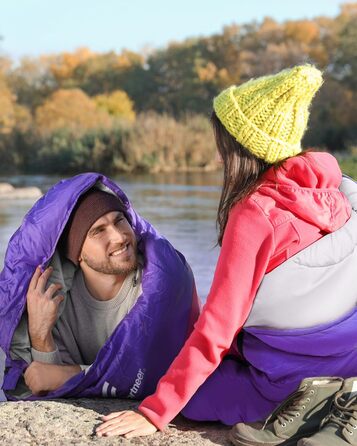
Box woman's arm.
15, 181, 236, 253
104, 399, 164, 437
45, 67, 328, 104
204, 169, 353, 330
98, 199, 276, 437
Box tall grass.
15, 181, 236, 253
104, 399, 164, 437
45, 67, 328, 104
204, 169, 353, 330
2, 113, 357, 177
1, 113, 217, 174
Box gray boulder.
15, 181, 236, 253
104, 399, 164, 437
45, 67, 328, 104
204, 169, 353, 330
0, 183, 42, 199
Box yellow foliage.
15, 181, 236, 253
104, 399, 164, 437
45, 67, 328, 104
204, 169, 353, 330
47, 48, 94, 81
0, 57, 12, 75
14, 104, 33, 133
116, 50, 144, 69
0, 78, 16, 134
35, 88, 112, 136
216, 68, 230, 86
196, 62, 218, 82
285, 21, 320, 44
94, 90, 136, 122
261, 17, 279, 32
309, 45, 330, 67
340, 3, 357, 17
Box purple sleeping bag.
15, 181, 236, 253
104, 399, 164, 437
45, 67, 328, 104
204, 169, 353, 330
0, 173, 199, 401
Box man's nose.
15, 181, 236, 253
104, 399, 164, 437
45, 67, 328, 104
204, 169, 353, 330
108, 224, 126, 242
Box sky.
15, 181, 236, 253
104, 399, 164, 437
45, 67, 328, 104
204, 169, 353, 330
0, 0, 347, 60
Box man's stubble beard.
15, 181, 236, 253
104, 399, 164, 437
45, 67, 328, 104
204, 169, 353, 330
81, 251, 138, 276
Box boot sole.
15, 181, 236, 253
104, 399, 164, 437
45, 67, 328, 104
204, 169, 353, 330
228, 430, 311, 446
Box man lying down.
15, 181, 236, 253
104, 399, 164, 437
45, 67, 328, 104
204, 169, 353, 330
0, 173, 199, 403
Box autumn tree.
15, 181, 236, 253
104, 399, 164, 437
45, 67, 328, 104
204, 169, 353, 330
46, 47, 94, 86
8, 56, 57, 110
305, 78, 357, 150
94, 90, 136, 122
35, 88, 112, 136
0, 77, 15, 134
332, 3, 357, 89
141, 39, 224, 116
1, 3, 357, 171
69, 50, 145, 95
0, 56, 11, 75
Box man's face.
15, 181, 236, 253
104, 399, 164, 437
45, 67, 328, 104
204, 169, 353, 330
80, 211, 138, 276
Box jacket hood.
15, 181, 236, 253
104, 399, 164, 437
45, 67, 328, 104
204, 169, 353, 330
259, 152, 351, 232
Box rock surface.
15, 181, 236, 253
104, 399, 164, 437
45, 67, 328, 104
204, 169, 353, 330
0, 398, 231, 445
0, 183, 42, 199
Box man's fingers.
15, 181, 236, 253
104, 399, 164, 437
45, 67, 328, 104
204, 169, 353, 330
24, 370, 36, 393
45, 283, 62, 298
52, 294, 65, 306
28, 266, 42, 291
23, 370, 29, 386
36, 267, 53, 293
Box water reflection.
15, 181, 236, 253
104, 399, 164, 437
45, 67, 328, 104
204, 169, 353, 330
0, 171, 223, 300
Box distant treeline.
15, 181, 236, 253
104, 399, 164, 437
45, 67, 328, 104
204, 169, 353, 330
0, 3, 356, 174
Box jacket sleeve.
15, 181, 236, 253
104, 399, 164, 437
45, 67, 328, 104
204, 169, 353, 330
51, 325, 82, 365
31, 332, 91, 371
31, 345, 63, 364
139, 199, 276, 430
30, 324, 73, 365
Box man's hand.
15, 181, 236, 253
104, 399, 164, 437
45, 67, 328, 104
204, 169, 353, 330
96, 410, 158, 438
24, 362, 81, 395
27, 266, 64, 350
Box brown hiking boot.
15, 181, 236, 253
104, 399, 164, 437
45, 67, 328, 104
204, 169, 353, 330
229, 377, 343, 446
298, 378, 357, 446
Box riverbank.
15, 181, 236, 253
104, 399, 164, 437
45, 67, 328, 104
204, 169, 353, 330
0, 398, 231, 445
3, 143, 356, 179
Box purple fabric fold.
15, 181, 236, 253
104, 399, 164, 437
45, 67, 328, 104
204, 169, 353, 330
0, 173, 198, 401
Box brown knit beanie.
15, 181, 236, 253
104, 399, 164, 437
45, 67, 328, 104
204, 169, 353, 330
63, 189, 127, 265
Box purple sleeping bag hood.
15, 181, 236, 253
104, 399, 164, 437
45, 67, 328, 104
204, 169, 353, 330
0, 173, 200, 401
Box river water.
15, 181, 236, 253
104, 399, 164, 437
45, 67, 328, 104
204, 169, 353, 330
0, 171, 223, 301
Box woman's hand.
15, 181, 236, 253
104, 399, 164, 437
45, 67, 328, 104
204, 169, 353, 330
27, 266, 64, 349
96, 410, 158, 438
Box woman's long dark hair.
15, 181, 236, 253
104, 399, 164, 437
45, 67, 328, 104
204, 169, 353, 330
211, 112, 273, 246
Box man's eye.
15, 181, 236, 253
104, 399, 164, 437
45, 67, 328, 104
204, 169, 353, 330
115, 218, 124, 225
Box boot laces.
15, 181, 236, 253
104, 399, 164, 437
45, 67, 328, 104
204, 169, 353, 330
321, 393, 357, 436
262, 385, 314, 429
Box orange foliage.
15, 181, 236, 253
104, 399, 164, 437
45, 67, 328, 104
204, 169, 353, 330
340, 2, 357, 17
0, 77, 15, 134
47, 48, 94, 81
259, 17, 284, 42
284, 20, 320, 44
35, 88, 112, 136
14, 104, 33, 133
196, 62, 218, 82
116, 50, 144, 69
0, 57, 12, 74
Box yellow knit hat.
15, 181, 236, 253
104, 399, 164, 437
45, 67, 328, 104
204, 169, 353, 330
213, 65, 323, 163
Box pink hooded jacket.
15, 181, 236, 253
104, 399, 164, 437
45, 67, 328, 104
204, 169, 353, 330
139, 151, 351, 430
